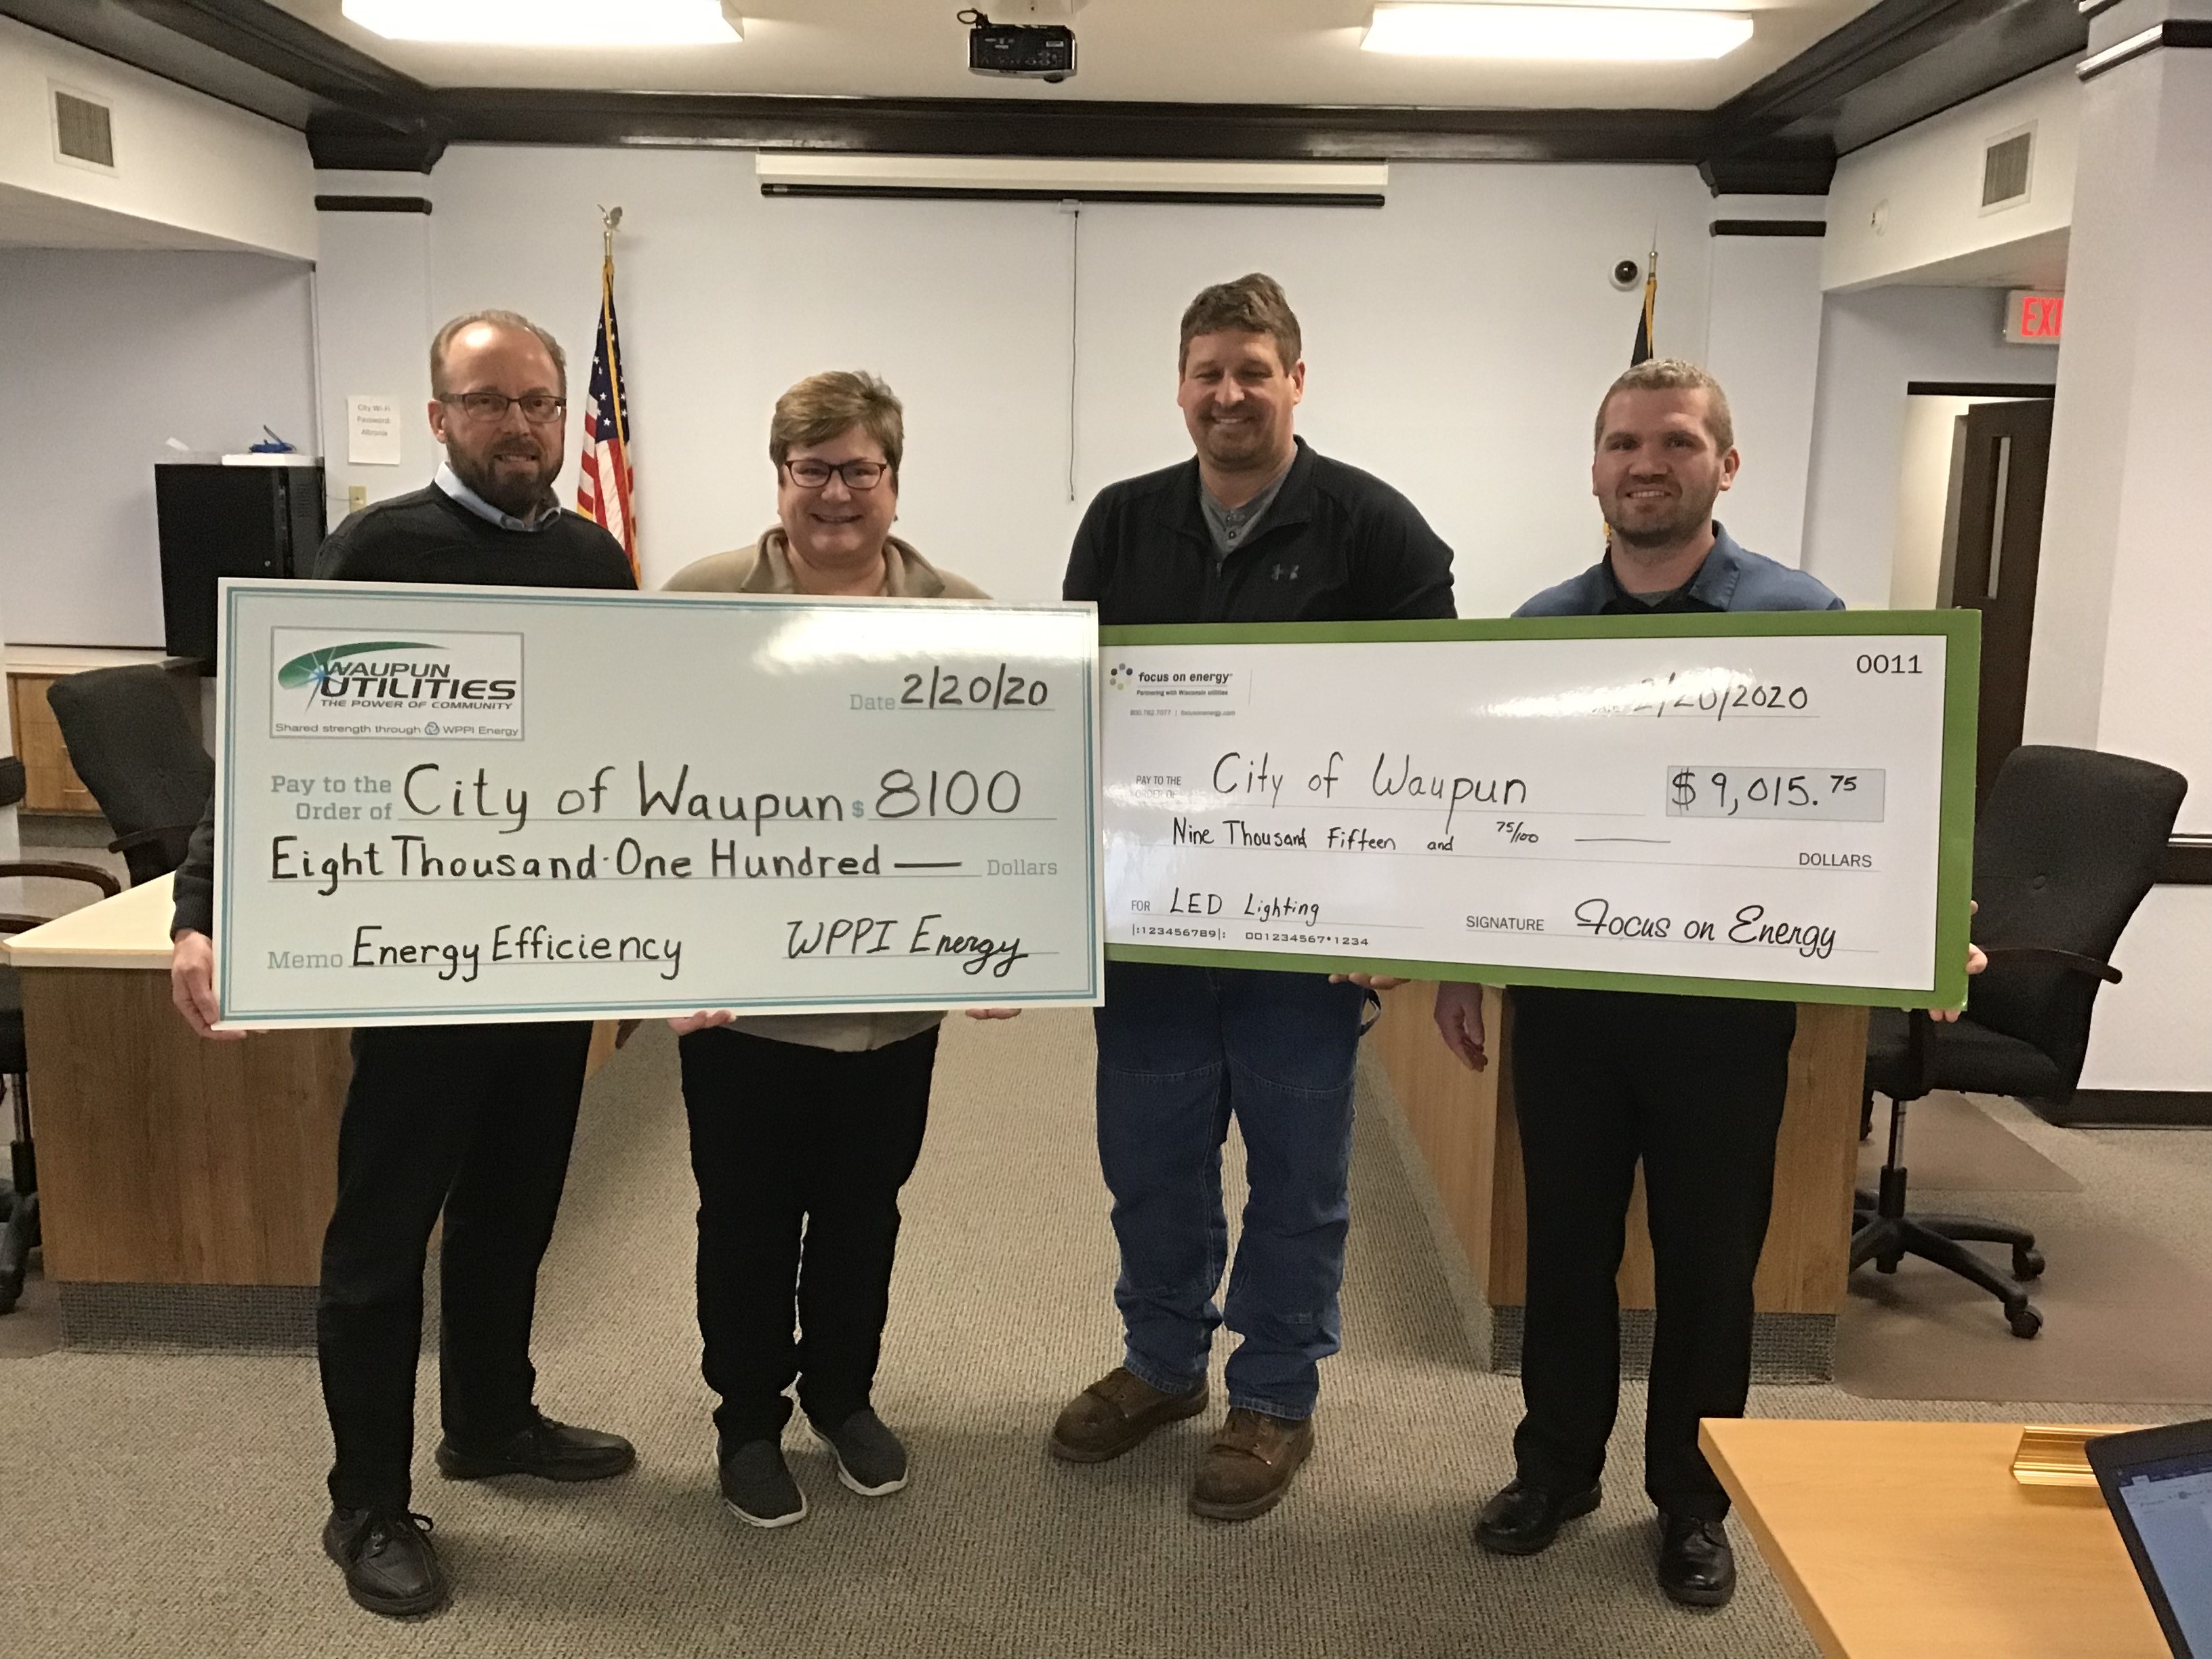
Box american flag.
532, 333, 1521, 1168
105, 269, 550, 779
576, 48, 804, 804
577, 251, 636, 573
1631, 241, 1657, 366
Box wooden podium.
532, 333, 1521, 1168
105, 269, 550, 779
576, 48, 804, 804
1371, 984, 1870, 1378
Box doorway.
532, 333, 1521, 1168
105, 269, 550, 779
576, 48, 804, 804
1893, 382, 2055, 805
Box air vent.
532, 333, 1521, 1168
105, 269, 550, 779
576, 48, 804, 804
52, 88, 115, 169
1982, 129, 2032, 210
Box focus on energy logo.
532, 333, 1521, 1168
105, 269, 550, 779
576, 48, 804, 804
1109, 662, 1134, 691
270, 630, 525, 740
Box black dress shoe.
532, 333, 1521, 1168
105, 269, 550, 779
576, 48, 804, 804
322, 1506, 447, 1618
1473, 1478, 1601, 1556
434, 1412, 636, 1481
1656, 1513, 1736, 1608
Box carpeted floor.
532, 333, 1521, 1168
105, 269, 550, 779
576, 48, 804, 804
0, 1011, 2200, 1657
1839, 1090, 2212, 1404
1856, 1090, 2081, 1193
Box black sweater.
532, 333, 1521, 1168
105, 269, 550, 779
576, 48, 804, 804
1063, 438, 1456, 626
171, 485, 636, 938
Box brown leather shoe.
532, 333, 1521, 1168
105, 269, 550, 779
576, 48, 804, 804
1049, 1367, 1208, 1464
1189, 1407, 1314, 1521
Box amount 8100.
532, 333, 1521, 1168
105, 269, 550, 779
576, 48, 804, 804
875, 769, 1023, 818
900, 664, 1050, 710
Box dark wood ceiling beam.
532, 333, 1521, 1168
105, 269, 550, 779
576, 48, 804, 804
1711, 0, 2054, 148
1699, 140, 1837, 196
428, 90, 1719, 165
112, 0, 430, 113
1824, 0, 2085, 153
0, 0, 323, 127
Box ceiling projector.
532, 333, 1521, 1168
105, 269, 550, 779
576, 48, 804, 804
961, 9, 1077, 81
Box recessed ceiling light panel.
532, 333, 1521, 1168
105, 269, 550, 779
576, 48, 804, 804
1364, 3, 1751, 61
342, 0, 743, 46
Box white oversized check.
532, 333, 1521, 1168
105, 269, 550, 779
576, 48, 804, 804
1099, 613, 1978, 1008
214, 580, 1102, 1027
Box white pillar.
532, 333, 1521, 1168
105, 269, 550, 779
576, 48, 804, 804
2023, 6, 2212, 1088
312, 176, 437, 530
1701, 198, 1827, 565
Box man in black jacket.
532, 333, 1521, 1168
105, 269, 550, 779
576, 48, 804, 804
169, 311, 636, 1619
1050, 274, 1454, 1521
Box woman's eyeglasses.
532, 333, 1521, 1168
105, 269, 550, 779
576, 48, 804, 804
783, 458, 889, 491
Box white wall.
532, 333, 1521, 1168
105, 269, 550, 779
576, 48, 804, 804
314, 148, 1716, 615
1798, 286, 2057, 607
1824, 60, 2078, 291
2087, 889, 2212, 1090
0, 249, 319, 644
0, 16, 315, 261
1702, 225, 1825, 563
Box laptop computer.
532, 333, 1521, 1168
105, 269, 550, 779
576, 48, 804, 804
2090, 1420, 2212, 1659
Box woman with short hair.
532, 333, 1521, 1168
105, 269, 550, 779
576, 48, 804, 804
663, 370, 1008, 1529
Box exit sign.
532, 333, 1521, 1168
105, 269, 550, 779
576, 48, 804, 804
2006, 289, 2064, 344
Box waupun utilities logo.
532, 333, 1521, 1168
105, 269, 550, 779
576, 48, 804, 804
270, 630, 525, 740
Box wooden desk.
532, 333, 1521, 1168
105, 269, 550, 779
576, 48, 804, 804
5, 874, 351, 1345
5, 878, 619, 1347
5, 645, 184, 814
1372, 985, 1868, 1375
1701, 1418, 2168, 1658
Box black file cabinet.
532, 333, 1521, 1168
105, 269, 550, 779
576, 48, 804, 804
156, 460, 326, 670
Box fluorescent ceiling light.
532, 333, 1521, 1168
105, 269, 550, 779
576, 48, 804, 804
1364, 3, 1750, 60
342, 0, 741, 45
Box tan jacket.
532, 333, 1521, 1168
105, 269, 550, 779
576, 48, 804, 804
663, 528, 989, 602
661, 529, 990, 1052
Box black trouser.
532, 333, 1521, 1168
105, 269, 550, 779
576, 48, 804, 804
680, 1025, 938, 1452
316, 1021, 593, 1513
1508, 987, 1795, 1521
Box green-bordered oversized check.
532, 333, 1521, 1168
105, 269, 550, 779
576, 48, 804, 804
214, 579, 1102, 1027
1099, 612, 1980, 1008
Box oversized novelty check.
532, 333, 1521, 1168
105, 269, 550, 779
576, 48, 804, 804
213, 581, 1101, 1027
1100, 613, 1979, 1008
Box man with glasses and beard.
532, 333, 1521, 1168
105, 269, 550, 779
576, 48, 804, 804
168, 311, 637, 1620
1433, 358, 1841, 1610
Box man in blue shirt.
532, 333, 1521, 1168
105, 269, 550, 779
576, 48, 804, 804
1435, 359, 1839, 1610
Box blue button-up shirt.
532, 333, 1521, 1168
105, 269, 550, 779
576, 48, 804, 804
434, 462, 562, 533
1514, 522, 1843, 617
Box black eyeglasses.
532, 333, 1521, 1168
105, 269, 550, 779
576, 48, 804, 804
439, 391, 567, 424
784, 458, 890, 490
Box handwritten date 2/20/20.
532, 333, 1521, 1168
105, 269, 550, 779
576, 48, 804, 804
899, 663, 1051, 711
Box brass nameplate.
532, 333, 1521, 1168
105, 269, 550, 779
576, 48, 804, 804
2013, 1424, 2141, 1488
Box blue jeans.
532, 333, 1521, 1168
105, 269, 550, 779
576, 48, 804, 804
1092, 962, 1370, 1420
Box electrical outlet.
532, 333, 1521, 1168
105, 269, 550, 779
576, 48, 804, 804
347, 485, 368, 515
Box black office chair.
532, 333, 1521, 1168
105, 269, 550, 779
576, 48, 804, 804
1856, 745, 2187, 1338
45, 665, 213, 886
0, 756, 123, 1313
